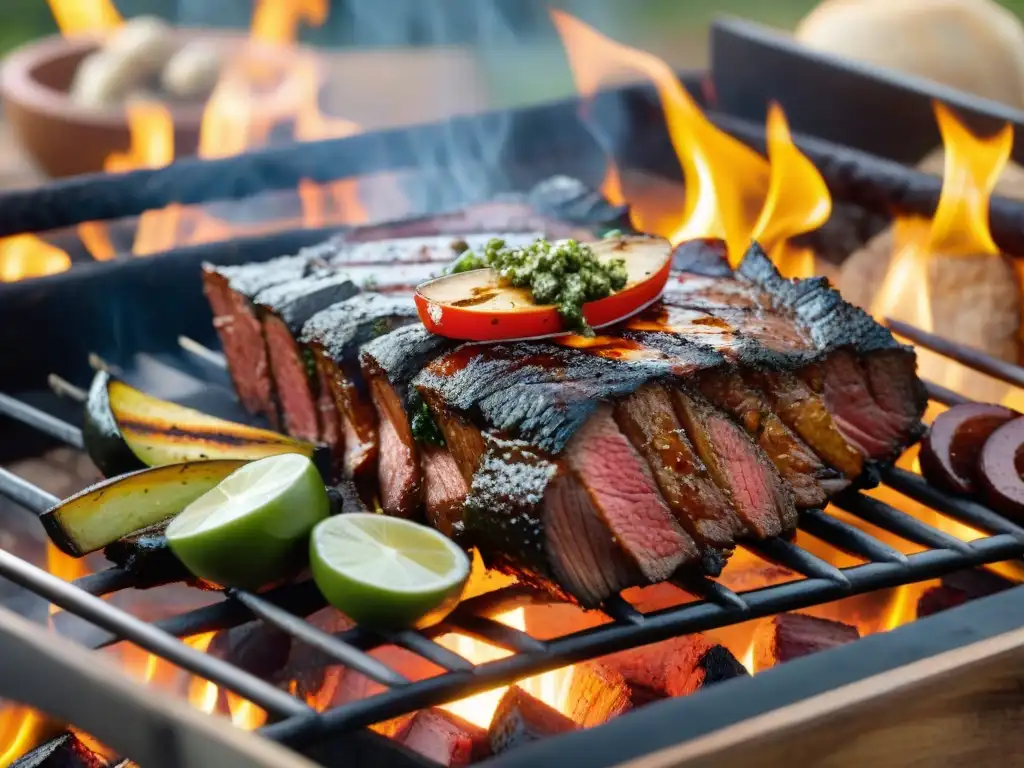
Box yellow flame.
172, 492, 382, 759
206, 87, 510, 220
750, 103, 832, 278
0, 236, 71, 282
926, 102, 1011, 257
550, 9, 769, 264
251, 0, 328, 46
46, 0, 123, 36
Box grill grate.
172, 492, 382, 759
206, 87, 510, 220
0, 320, 1021, 755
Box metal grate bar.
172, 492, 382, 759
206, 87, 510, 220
226, 589, 409, 687
834, 493, 974, 555
0, 393, 85, 448
262, 533, 1024, 745
601, 594, 646, 625
72, 567, 136, 597
887, 319, 1024, 390
0, 467, 59, 514
0, 548, 309, 718
671, 574, 749, 612
178, 336, 228, 369
743, 537, 851, 586
798, 508, 909, 565
922, 380, 972, 407
381, 630, 476, 673
883, 467, 1024, 541
437, 614, 547, 655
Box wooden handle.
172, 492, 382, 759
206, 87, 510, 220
0, 603, 315, 768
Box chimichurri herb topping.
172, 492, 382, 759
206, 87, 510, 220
449, 238, 628, 336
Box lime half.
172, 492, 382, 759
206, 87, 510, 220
309, 513, 471, 629
166, 454, 329, 588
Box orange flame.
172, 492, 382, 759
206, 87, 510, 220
0, 709, 52, 768
437, 609, 573, 728
0, 236, 71, 282
46, 0, 123, 36
551, 9, 770, 265
251, 0, 328, 47
925, 103, 1011, 257
750, 103, 832, 278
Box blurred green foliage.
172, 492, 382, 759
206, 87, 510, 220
3, 0, 1024, 57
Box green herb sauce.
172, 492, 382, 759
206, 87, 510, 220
481, 238, 628, 336
408, 392, 446, 446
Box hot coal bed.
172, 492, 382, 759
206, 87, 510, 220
3, 35, 1024, 768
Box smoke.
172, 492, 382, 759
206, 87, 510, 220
159, 0, 627, 212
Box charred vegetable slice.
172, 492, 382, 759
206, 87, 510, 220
919, 403, 1017, 494
978, 417, 1024, 519
42, 459, 247, 556
83, 371, 321, 476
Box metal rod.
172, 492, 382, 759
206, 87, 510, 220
0, 467, 58, 513
923, 380, 972, 407
88, 353, 123, 377
883, 467, 1024, 542
671, 574, 750, 612
228, 590, 409, 688
382, 630, 475, 673
0, 393, 84, 448
743, 537, 851, 586
834, 492, 974, 555
178, 336, 227, 369
798, 507, 909, 566
72, 567, 136, 597
47, 374, 87, 403
887, 319, 1024, 389
0, 549, 309, 719
601, 594, 645, 625
439, 615, 547, 655
262, 534, 1024, 745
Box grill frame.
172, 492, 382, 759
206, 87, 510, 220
0, 320, 1021, 761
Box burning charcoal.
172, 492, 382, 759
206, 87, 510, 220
393, 709, 490, 767
207, 622, 292, 682
916, 586, 970, 619
566, 660, 633, 727
11, 732, 106, 768
593, 634, 749, 706
488, 686, 577, 755
752, 613, 860, 672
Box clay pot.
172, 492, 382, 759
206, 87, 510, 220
0, 30, 312, 178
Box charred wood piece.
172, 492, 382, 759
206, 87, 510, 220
489, 687, 577, 755
11, 733, 106, 768
393, 709, 490, 768
752, 613, 860, 671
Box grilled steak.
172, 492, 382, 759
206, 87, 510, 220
360, 325, 453, 518
302, 294, 420, 481
204, 228, 926, 608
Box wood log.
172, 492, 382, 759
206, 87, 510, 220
566, 659, 634, 728
488, 686, 577, 755
916, 586, 970, 619
917, 570, 1014, 619
752, 613, 860, 672
393, 709, 490, 768
11, 733, 106, 768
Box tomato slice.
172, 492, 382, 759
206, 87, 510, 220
415, 237, 672, 342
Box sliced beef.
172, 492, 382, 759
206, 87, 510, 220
564, 406, 697, 582
302, 294, 420, 480
697, 370, 839, 507
804, 349, 927, 465
328, 232, 544, 266
361, 325, 455, 518
613, 384, 743, 553
746, 369, 865, 480
263, 314, 321, 443
256, 273, 358, 443
201, 243, 341, 420
464, 434, 639, 607
421, 445, 469, 538
421, 392, 488, 486
671, 389, 795, 538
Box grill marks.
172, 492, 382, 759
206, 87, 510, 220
204, 235, 926, 608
